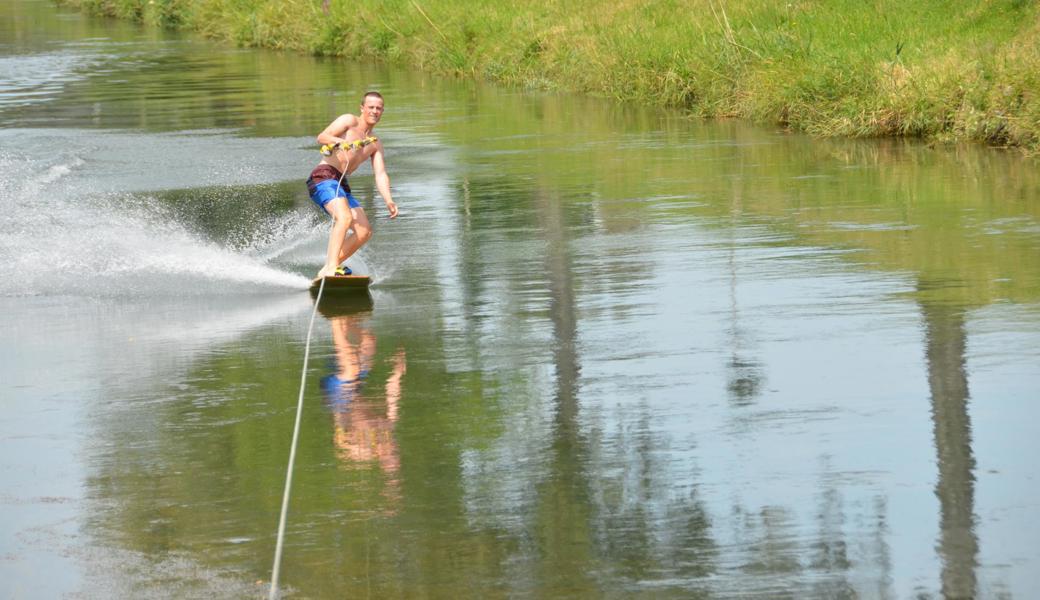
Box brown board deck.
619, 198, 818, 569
310, 274, 372, 292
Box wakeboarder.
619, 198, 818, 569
305, 91, 399, 280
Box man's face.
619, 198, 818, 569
360, 96, 384, 127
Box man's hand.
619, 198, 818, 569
386, 200, 399, 219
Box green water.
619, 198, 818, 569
2, 1, 1039, 598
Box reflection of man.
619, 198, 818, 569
319, 310, 406, 506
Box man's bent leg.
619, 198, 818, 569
318, 197, 353, 279
337, 207, 372, 264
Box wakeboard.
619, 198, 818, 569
310, 274, 371, 294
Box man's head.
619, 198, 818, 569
360, 91, 384, 128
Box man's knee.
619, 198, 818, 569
331, 210, 353, 228
355, 223, 372, 243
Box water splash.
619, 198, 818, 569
0, 151, 311, 297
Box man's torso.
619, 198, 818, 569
319, 121, 380, 175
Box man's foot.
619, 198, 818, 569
315, 265, 353, 280
315, 266, 338, 280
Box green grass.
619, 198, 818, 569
62, 0, 1040, 150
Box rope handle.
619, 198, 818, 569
320, 136, 379, 156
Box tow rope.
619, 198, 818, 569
268, 276, 326, 599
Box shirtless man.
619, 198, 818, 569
306, 91, 399, 280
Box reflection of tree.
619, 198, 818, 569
596, 411, 718, 589
533, 186, 598, 594
726, 457, 894, 596
867, 496, 895, 600
806, 480, 893, 598
920, 290, 979, 599
532, 183, 719, 593
725, 171, 764, 406
807, 460, 858, 599
738, 506, 801, 577
453, 175, 490, 372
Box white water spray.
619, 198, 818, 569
0, 151, 312, 297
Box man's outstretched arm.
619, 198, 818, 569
372, 148, 398, 218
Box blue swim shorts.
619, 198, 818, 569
306, 165, 360, 210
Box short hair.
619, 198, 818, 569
361, 91, 383, 104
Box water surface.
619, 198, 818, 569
2, 1, 1039, 598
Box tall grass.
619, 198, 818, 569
63, 0, 1040, 150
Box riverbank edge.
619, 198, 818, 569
60, 0, 1040, 153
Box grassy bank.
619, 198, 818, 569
63, 0, 1040, 150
